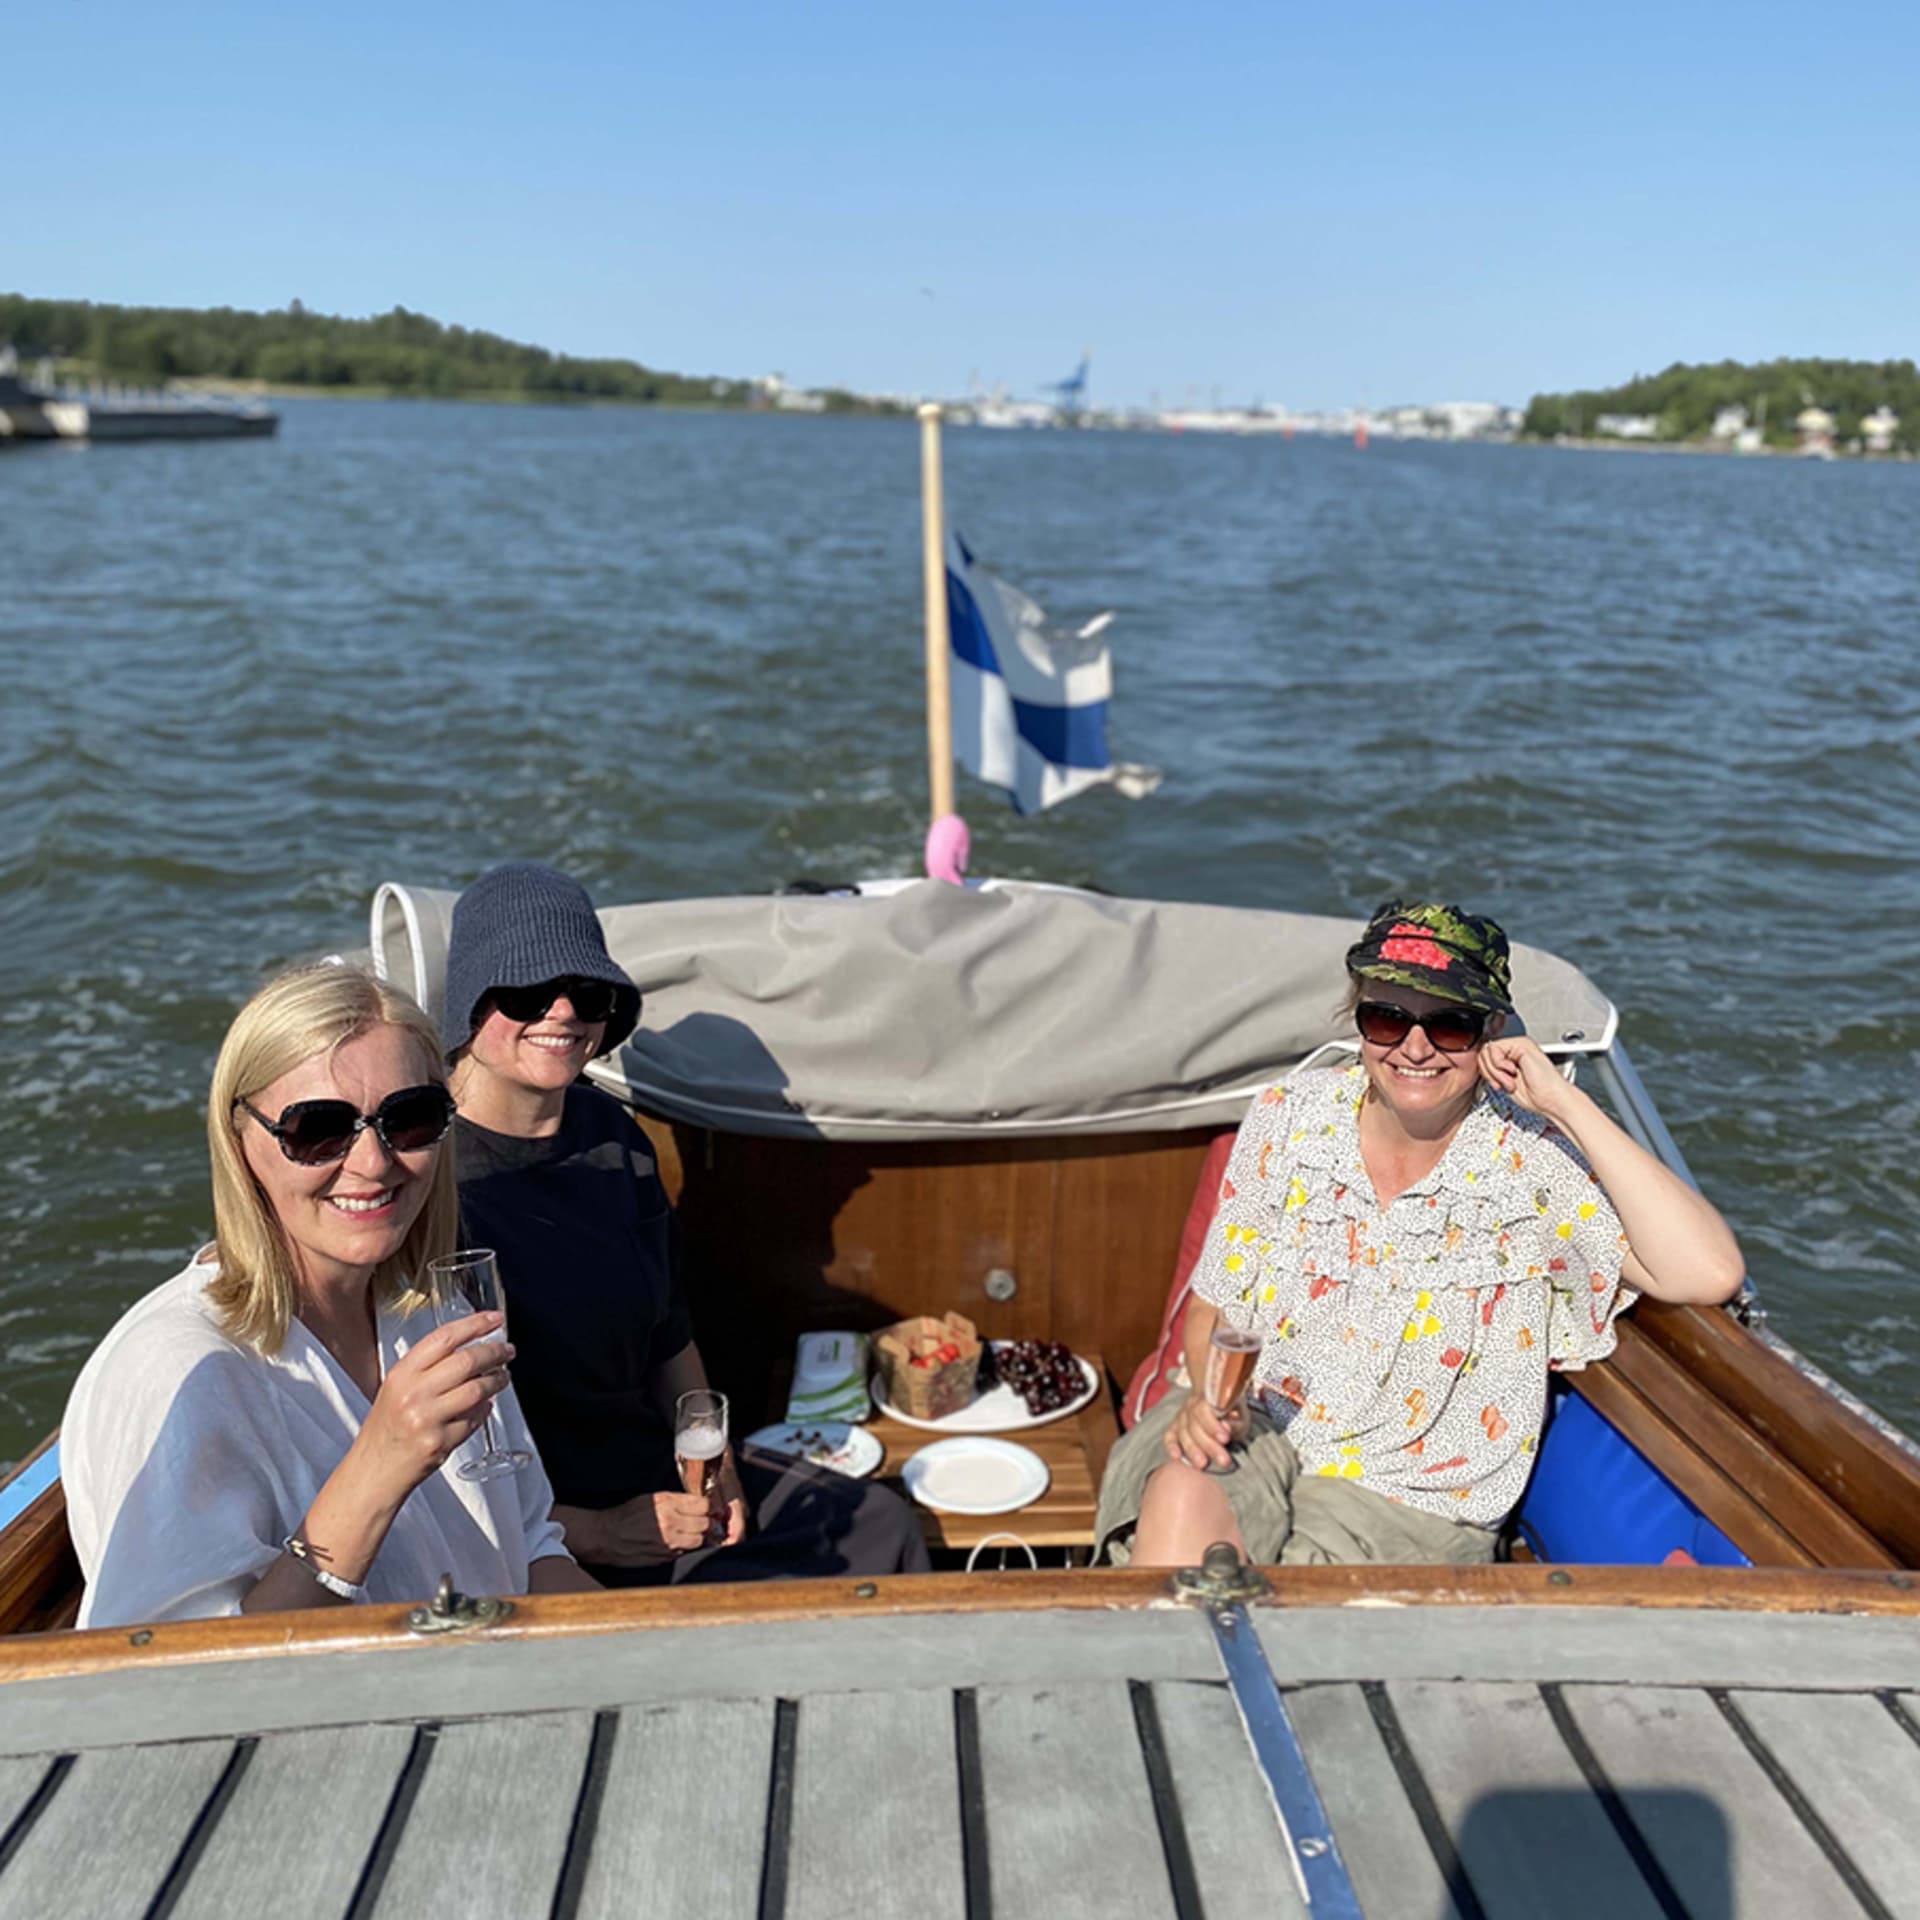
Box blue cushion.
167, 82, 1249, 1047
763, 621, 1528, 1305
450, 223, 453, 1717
1515, 1385, 1748, 1567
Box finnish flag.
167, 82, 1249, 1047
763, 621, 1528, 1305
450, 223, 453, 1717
946, 534, 1162, 815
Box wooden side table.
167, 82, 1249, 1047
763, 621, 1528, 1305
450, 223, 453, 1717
869, 1352, 1120, 1558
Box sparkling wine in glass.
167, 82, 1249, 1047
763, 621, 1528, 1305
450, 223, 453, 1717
428, 1249, 530, 1482
1201, 1323, 1263, 1476
675, 1389, 728, 1498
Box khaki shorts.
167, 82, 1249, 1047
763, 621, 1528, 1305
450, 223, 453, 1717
1095, 1392, 1500, 1568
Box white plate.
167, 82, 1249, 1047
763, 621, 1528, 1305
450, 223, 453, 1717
902, 1437, 1050, 1515
742, 1422, 883, 1479
872, 1346, 1099, 1434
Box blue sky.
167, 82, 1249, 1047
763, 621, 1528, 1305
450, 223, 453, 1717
8, 2, 1917, 409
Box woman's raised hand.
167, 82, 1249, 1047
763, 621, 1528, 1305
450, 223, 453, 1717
353, 1310, 512, 1501
1478, 1035, 1576, 1121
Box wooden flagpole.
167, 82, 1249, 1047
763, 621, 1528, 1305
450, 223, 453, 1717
918, 402, 955, 825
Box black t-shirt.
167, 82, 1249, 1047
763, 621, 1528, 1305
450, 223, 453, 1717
454, 1085, 692, 1509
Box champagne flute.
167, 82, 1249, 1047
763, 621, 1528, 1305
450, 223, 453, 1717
675, 1389, 729, 1500
428, 1249, 530, 1481
1201, 1323, 1263, 1476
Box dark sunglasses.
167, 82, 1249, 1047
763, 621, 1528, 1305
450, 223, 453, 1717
489, 977, 619, 1025
236, 1082, 456, 1166
1354, 1000, 1490, 1055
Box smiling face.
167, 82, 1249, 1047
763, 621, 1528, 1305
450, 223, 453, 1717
1354, 982, 1503, 1125
236, 1022, 443, 1296
463, 986, 607, 1102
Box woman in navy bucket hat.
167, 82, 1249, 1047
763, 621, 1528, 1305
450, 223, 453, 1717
441, 861, 640, 1063
446, 862, 929, 1586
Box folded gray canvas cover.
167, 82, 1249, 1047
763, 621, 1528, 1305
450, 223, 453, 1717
370, 879, 1615, 1142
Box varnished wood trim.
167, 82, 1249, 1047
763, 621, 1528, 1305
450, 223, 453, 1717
1567, 1362, 1816, 1567
2, 1564, 1917, 1689
0, 1482, 77, 1638
1635, 1300, 1920, 1565
1606, 1322, 1896, 1569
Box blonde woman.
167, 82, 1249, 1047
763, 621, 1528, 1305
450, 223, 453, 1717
64, 965, 596, 1626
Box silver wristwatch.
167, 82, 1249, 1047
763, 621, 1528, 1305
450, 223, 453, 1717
282, 1533, 367, 1602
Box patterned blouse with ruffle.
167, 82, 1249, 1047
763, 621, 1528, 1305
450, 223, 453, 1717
1191, 1064, 1634, 1528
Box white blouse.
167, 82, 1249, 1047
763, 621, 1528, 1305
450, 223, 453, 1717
64, 1252, 570, 1628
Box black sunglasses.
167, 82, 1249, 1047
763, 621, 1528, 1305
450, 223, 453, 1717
237, 1082, 456, 1166
489, 977, 620, 1025
1354, 1000, 1490, 1055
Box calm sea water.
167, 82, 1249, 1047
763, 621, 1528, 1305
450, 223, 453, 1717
3, 402, 1916, 1461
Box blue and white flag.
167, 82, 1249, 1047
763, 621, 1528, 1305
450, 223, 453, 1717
945, 534, 1161, 815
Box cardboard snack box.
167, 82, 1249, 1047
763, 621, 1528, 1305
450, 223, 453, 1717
875, 1312, 982, 1421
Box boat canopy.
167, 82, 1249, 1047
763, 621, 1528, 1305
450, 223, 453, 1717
370, 879, 1617, 1142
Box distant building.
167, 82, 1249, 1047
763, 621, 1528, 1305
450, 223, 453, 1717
1861, 406, 1900, 453
1795, 406, 1836, 454
1594, 413, 1660, 440
969, 395, 1058, 429
1709, 405, 1748, 441
1431, 400, 1510, 440
748, 371, 827, 414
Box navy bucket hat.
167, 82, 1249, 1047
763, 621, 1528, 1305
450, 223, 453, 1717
442, 862, 640, 1058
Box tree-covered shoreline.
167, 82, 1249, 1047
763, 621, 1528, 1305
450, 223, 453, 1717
0, 293, 892, 413
1523, 357, 1916, 451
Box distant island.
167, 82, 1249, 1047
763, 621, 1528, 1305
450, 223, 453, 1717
1522, 358, 1915, 454
0, 293, 896, 415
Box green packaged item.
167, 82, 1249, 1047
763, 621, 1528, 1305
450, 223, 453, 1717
784, 1330, 873, 1423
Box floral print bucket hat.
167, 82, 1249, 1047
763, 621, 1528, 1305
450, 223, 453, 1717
1344, 900, 1514, 1015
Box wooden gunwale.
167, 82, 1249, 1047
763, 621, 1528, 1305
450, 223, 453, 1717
1601, 1320, 1896, 1568
0, 1483, 79, 1635
1569, 1357, 1816, 1566
0, 1428, 57, 1499
0, 1564, 1916, 1691
1635, 1298, 1920, 1565
0, 1430, 71, 1635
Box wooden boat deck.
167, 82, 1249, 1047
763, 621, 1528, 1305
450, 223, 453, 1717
2, 1573, 1918, 1918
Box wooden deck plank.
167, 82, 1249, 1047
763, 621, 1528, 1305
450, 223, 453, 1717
1732, 1691, 1920, 1915
8, 1604, 1920, 1765
0, 1740, 233, 1920
370, 1712, 593, 1920
1386, 1679, 1666, 1920
1284, 1683, 1465, 1920
975, 1683, 1177, 1918
167, 1724, 416, 1919
787, 1688, 964, 1920
0, 1758, 54, 1854
1250, 1606, 1920, 1693
1562, 1684, 1868, 1915
7, 1567, 1920, 1701
574, 1697, 776, 1920
1148, 1679, 1309, 1920
0, 1609, 1219, 1757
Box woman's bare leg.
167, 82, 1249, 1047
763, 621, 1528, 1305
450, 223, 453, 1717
1128, 1460, 1247, 1568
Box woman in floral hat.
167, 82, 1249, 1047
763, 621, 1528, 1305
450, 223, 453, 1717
1096, 901, 1745, 1568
